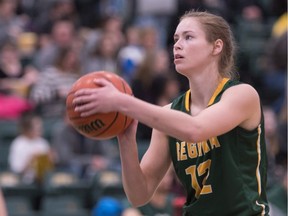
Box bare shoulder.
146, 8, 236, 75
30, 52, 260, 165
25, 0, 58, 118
223, 83, 260, 102
222, 83, 261, 129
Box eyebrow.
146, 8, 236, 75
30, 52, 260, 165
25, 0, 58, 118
174, 30, 195, 38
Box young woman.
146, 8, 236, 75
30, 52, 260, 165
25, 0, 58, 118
73, 11, 269, 215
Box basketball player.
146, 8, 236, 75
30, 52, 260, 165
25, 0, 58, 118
73, 11, 270, 215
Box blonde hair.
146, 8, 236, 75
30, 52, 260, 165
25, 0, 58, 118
180, 11, 238, 80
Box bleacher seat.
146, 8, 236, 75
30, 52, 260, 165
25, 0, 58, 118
91, 169, 125, 204
5, 196, 39, 216
41, 195, 91, 216
0, 171, 40, 215
41, 170, 91, 214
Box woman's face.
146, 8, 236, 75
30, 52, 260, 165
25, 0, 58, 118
27, 117, 43, 138
173, 17, 214, 75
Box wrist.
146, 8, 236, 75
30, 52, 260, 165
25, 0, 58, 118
117, 92, 131, 114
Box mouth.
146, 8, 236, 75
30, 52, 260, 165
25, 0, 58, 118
174, 54, 184, 60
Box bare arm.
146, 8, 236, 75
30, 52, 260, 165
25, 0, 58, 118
117, 117, 171, 206
74, 80, 261, 143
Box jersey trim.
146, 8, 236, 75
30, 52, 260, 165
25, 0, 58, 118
184, 78, 230, 112
185, 90, 191, 111
256, 124, 262, 195
256, 124, 266, 215
208, 78, 229, 106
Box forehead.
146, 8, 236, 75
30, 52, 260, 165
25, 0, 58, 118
174, 17, 204, 35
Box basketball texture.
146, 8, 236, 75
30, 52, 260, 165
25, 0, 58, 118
66, 71, 133, 140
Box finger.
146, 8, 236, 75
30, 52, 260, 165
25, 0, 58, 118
80, 109, 99, 117
72, 94, 94, 105
93, 78, 113, 87
74, 101, 96, 112
74, 88, 95, 96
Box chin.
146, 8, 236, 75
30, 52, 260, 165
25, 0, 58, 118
175, 66, 189, 76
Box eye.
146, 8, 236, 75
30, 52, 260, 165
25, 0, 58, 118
185, 35, 193, 40
174, 37, 179, 44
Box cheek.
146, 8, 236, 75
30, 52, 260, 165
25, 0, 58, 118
188, 44, 212, 63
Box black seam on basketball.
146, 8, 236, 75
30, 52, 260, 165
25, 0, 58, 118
124, 116, 128, 128
95, 112, 119, 137
121, 79, 133, 96
121, 79, 127, 93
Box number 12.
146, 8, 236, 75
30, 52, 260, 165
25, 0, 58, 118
185, 159, 212, 198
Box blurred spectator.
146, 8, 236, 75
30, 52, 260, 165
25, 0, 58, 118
16, 32, 38, 66
100, 15, 125, 47
277, 97, 287, 167
50, 113, 116, 179
29, 46, 81, 118
8, 111, 54, 184
150, 74, 180, 106
118, 25, 162, 85
234, 3, 274, 89
81, 32, 119, 74
117, 25, 145, 84
0, 0, 30, 45
135, 0, 177, 47
260, 30, 287, 113
131, 48, 172, 140
33, 0, 80, 34
138, 26, 159, 53
82, 15, 125, 59
0, 39, 38, 97
132, 48, 171, 102
0, 39, 37, 119
33, 19, 80, 70
263, 106, 285, 187
74, 0, 134, 28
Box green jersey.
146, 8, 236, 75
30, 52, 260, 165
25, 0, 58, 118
169, 78, 269, 216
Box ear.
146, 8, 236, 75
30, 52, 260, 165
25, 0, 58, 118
212, 39, 223, 55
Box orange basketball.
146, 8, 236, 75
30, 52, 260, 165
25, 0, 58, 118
66, 71, 133, 140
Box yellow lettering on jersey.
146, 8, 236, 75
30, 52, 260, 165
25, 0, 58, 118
197, 142, 203, 157
180, 142, 188, 160
200, 140, 211, 154
187, 143, 197, 159
209, 137, 220, 149
176, 142, 180, 161
176, 137, 220, 161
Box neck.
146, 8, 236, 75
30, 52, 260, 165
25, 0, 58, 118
187, 67, 222, 109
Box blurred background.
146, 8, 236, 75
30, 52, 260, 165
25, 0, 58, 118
0, 0, 286, 215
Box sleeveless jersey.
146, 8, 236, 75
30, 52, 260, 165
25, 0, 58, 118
169, 78, 269, 216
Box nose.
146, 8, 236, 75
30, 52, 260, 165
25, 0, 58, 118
173, 40, 182, 51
